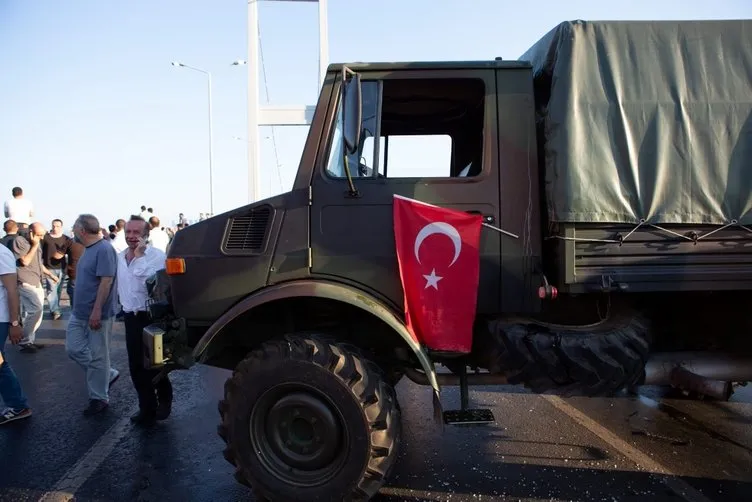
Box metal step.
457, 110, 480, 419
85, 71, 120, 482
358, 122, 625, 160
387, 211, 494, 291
443, 408, 495, 425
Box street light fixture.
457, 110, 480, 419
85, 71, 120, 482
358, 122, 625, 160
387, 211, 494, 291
171, 61, 214, 215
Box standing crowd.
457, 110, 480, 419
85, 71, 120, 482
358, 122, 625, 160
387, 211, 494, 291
0, 186, 183, 427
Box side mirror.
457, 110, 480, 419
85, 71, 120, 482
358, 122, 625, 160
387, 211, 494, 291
342, 69, 362, 155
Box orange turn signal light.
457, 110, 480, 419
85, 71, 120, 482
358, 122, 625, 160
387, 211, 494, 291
165, 257, 186, 275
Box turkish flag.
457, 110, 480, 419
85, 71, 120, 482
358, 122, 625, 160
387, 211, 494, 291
393, 195, 482, 353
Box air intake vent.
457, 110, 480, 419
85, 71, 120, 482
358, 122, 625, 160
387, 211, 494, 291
224, 206, 272, 253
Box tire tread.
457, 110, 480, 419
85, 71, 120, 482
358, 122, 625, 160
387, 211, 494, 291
219, 334, 401, 501
481, 308, 651, 397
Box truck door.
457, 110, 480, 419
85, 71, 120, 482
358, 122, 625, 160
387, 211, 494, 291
310, 68, 501, 315
495, 66, 543, 314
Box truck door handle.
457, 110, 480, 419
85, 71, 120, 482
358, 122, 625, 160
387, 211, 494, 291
466, 210, 495, 224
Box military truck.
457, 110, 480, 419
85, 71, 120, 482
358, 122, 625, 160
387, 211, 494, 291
143, 19, 752, 501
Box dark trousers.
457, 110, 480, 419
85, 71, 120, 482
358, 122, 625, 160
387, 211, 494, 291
66, 277, 75, 306
124, 311, 172, 413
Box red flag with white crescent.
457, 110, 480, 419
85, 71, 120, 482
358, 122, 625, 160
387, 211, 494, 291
392, 195, 482, 353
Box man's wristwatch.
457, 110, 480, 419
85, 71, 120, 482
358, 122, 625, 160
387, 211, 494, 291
11, 320, 21, 327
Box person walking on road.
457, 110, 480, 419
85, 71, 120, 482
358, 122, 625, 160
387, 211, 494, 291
110, 219, 127, 253
65, 214, 120, 416
1, 220, 18, 250
3, 187, 34, 230
0, 244, 31, 425
42, 219, 72, 320
66, 236, 85, 307
117, 215, 172, 425
12, 222, 59, 353
146, 216, 170, 253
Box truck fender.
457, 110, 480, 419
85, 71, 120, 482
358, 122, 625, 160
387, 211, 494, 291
192, 279, 441, 398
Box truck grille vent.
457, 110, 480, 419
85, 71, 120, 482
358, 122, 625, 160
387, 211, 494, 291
225, 206, 272, 253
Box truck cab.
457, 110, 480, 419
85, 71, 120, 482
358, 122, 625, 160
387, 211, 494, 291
309, 61, 542, 316
153, 60, 544, 370
142, 60, 550, 501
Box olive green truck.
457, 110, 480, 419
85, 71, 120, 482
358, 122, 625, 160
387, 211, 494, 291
143, 19, 752, 501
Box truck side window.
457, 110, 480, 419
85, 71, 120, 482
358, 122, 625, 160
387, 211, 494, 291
363, 135, 452, 178
325, 77, 485, 180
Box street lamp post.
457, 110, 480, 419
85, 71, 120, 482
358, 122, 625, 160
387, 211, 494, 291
171, 61, 214, 215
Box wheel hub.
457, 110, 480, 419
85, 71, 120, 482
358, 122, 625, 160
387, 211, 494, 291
264, 392, 341, 470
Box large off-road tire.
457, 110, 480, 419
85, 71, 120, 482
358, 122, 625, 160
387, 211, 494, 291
218, 335, 401, 502
478, 308, 651, 397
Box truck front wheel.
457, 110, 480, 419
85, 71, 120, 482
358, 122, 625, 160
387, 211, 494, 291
218, 335, 401, 501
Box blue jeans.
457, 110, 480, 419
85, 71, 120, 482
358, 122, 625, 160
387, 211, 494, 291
65, 315, 114, 402
46, 268, 65, 315
0, 323, 29, 410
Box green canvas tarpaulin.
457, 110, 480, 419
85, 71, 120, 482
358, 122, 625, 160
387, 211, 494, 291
521, 20, 752, 225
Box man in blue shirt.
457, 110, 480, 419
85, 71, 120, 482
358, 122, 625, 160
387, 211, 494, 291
65, 213, 120, 416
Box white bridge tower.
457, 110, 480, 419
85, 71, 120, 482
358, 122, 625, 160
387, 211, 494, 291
245, 0, 329, 202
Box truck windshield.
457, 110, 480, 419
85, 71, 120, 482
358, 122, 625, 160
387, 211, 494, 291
326, 80, 380, 179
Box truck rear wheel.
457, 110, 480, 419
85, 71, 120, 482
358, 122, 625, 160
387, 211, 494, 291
218, 335, 401, 502
479, 307, 651, 396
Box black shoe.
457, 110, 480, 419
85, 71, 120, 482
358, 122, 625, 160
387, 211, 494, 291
19, 344, 37, 353
130, 410, 156, 426
0, 407, 32, 425
83, 399, 109, 416
31, 343, 45, 350
155, 400, 172, 421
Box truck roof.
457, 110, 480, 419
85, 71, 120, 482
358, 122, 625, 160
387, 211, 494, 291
326, 60, 532, 72
328, 18, 751, 75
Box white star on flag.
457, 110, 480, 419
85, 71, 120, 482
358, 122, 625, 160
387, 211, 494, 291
423, 269, 443, 290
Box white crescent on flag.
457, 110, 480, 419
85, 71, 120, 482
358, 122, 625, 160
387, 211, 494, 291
413, 221, 462, 267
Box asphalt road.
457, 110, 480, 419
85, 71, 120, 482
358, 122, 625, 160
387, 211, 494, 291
2, 313, 752, 502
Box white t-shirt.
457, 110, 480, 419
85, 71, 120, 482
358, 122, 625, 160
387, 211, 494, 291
4, 198, 34, 225
148, 228, 170, 253
0, 244, 16, 322
111, 230, 128, 253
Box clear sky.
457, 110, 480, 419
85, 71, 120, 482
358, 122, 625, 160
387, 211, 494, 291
1, 0, 749, 232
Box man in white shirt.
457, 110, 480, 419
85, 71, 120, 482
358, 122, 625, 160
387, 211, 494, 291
110, 219, 127, 253
147, 216, 170, 253
0, 244, 31, 424
117, 215, 171, 426
3, 187, 34, 230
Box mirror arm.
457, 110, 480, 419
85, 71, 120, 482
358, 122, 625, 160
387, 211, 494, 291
342, 154, 360, 198
340, 65, 362, 198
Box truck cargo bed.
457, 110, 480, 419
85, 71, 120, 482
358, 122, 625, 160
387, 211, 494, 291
555, 223, 752, 293
522, 20, 752, 228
